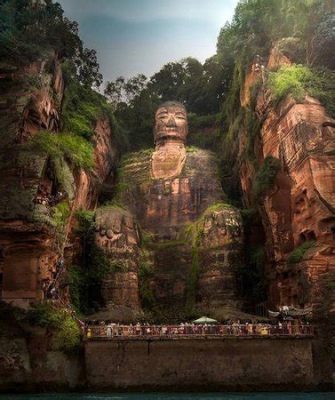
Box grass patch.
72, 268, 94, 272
288, 241, 315, 264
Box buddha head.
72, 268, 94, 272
154, 101, 188, 145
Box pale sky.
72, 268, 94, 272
58, 0, 239, 85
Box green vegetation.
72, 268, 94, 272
51, 157, 75, 200
245, 109, 261, 163
27, 302, 81, 353
61, 65, 128, 152
185, 247, 200, 313
215, 0, 334, 199
252, 156, 281, 200
138, 259, 155, 309
183, 202, 238, 312
188, 113, 221, 151
276, 37, 306, 64
268, 64, 310, 104
267, 64, 335, 115
105, 57, 225, 150
111, 149, 153, 203
29, 131, 94, 170
65, 210, 118, 314
287, 240, 316, 264
75, 209, 95, 235
0, 0, 102, 87
50, 201, 71, 247
51, 201, 70, 229
183, 202, 235, 246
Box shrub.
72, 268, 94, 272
268, 65, 335, 118
62, 71, 129, 151
27, 303, 81, 353
253, 156, 281, 200
288, 240, 315, 264
75, 210, 95, 235
268, 64, 313, 105
51, 201, 70, 230
67, 265, 86, 313
30, 131, 94, 170
53, 316, 81, 353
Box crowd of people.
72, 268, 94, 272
85, 320, 313, 339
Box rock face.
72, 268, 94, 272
95, 206, 141, 310
239, 45, 335, 317
96, 102, 243, 318
0, 55, 116, 308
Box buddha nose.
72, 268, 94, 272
166, 115, 177, 127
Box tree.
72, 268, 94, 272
76, 48, 103, 88
0, 0, 103, 88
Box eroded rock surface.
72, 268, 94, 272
95, 206, 141, 310
239, 45, 335, 316
0, 55, 117, 308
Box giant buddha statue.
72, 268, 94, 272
95, 102, 243, 320
152, 101, 188, 180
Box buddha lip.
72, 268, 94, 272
158, 129, 178, 134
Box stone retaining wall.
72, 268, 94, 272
85, 336, 314, 391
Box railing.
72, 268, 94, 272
85, 323, 314, 340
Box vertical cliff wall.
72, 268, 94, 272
0, 53, 117, 308
238, 47, 335, 317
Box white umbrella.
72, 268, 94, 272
192, 316, 218, 324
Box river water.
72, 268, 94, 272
0, 394, 333, 400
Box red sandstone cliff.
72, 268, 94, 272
239, 45, 335, 319
0, 54, 117, 308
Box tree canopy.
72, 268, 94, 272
0, 0, 102, 87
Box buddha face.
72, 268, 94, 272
154, 101, 188, 144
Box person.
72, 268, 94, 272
278, 321, 283, 335
106, 324, 112, 338
87, 328, 92, 339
